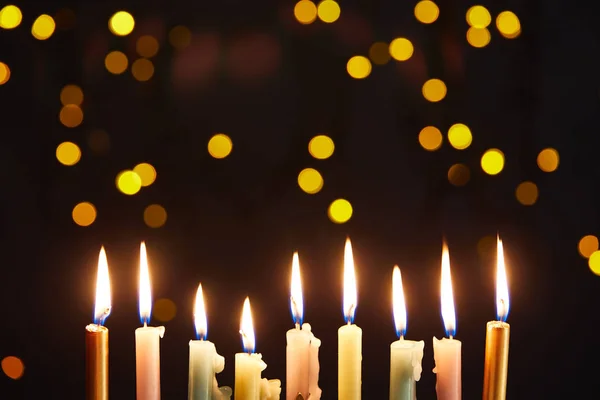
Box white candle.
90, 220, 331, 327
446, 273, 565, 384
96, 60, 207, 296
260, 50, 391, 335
136, 242, 165, 400
338, 238, 362, 400
286, 252, 321, 400
432, 243, 461, 400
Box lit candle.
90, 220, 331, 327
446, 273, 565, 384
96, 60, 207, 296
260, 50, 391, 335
286, 252, 322, 400
86, 247, 112, 400
389, 266, 424, 400
235, 297, 281, 400
482, 236, 510, 400
432, 243, 461, 400
188, 283, 232, 400
136, 242, 165, 400
338, 238, 362, 400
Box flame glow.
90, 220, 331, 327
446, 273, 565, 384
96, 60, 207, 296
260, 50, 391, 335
93, 247, 112, 325
194, 283, 208, 340
290, 252, 304, 326
441, 242, 456, 337
392, 266, 407, 338
496, 236, 510, 322
343, 238, 358, 324
139, 242, 152, 325
240, 297, 256, 353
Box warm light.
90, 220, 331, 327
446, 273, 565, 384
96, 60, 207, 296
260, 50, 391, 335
496, 11, 520, 38
392, 266, 407, 338
317, 0, 341, 23
0, 5, 22, 29
308, 135, 335, 159
448, 123, 472, 150
94, 247, 112, 325
133, 162, 157, 187
116, 170, 142, 195
440, 243, 456, 337
132, 58, 154, 82
419, 126, 443, 151
368, 42, 391, 65
31, 14, 55, 40
194, 283, 208, 340
466, 27, 491, 48
60, 84, 84, 106
481, 148, 505, 175
466, 5, 491, 28
422, 78, 447, 102
105, 51, 128, 75
297, 168, 324, 194
515, 181, 539, 206
0, 62, 10, 85
139, 242, 152, 325
144, 204, 168, 228
290, 252, 304, 326
56, 141, 81, 166
447, 163, 471, 187
72, 202, 97, 227
109, 11, 135, 36
240, 297, 256, 353
208, 133, 233, 159
578, 235, 599, 259
346, 56, 371, 79
328, 198, 353, 224
414, 0, 439, 24
136, 35, 160, 58
59, 104, 84, 128
169, 25, 191, 49
294, 0, 317, 24
537, 148, 560, 172
343, 238, 357, 324
496, 237, 510, 322
389, 38, 414, 61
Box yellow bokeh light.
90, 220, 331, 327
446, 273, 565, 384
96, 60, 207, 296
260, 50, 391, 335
134, 163, 157, 187
481, 148, 505, 175
169, 25, 191, 49
368, 42, 391, 65
59, 104, 84, 128
109, 11, 135, 36
72, 202, 97, 227
346, 56, 371, 79
132, 58, 154, 82
60, 84, 84, 106
0, 5, 22, 29
496, 11, 520, 38
105, 51, 128, 75
31, 14, 55, 40
447, 123, 472, 150
578, 235, 599, 259
389, 38, 414, 62
208, 133, 233, 159
154, 298, 176, 321
418, 126, 443, 151
116, 170, 142, 195
515, 181, 538, 206
422, 78, 447, 102
56, 142, 81, 166
317, 0, 341, 23
1, 356, 24, 380
0, 62, 10, 85
588, 251, 600, 276
328, 198, 353, 224
136, 35, 159, 58
298, 168, 324, 194
448, 163, 470, 187
466, 5, 491, 28
467, 27, 491, 48
537, 148, 559, 172
414, 0, 439, 24
308, 135, 335, 159
144, 204, 168, 228
294, 1, 318, 25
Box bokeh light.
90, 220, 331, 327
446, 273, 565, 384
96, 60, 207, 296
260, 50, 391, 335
0, 62, 10, 85
298, 168, 324, 194
144, 204, 167, 228
537, 148, 560, 172
31, 14, 55, 40
317, 0, 341, 23
72, 202, 97, 227
59, 104, 84, 128
308, 135, 335, 159
56, 142, 81, 166
208, 134, 233, 159
422, 78, 447, 102
294, 1, 317, 24
467, 27, 491, 48
134, 163, 157, 187
346, 56, 371, 79
60, 84, 83, 106
0, 5, 22, 29
1, 356, 24, 380
481, 148, 505, 175
136, 35, 159, 58
368, 42, 391, 65
578, 235, 599, 259
105, 51, 128, 75
389, 38, 414, 61
109, 11, 135, 36
515, 181, 538, 205
588, 251, 600, 276
496, 11, 521, 38
466, 5, 491, 28
169, 25, 191, 49
414, 0, 439, 24
447, 123, 472, 150
448, 164, 471, 186
418, 126, 443, 151
116, 170, 142, 195
87, 129, 110, 155
132, 58, 154, 82
328, 199, 353, 224
154, 298, 177, 322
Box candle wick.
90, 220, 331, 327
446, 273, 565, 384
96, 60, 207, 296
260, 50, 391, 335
295, 323, 300, 330
400, 335, 404, 340
449, 335, 453, 340
144, 322, 147, 328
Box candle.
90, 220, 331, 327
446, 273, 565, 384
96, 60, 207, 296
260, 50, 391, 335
482, 236, 510, 400
86, 247, 112, 400
338, 238, 362, 400
188, 283, 232, 400
389, 266, 424, 400
235, 297, 281, 400
432, 243, 461, 400
286, 252, 322, 400
136, 242, 165, 400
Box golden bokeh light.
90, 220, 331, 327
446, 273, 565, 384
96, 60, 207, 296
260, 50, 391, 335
496, 11, 521, 38
208, 133, 233, 159
154, 298, 177, 322
368, 42, 391, 65
132, 58, 154, 82
144, 204, 168, 228
328, 199, 353, 224
31, 14, 55, 40
422, 78, 447, 102
588, 251, 600, 276
481, 148, 505, 175
1, 356, 24, 380
105, 51, 128, 75
347, 56, 371, 79
87, 129, 110, 154
294, 1, 318, 24
537, 148, 560, 172
418, 126, 443, 151
447, 123, 472, 150
467, 27, 491, 48
447, 163, 470, 186
414, 0, 439, 24
59, 104, 84, 128
578, 235, 599, 259
72, 202, 97, 227
317, 0, 341, 23
0, 5, 22, 29
0, 62, 10, 85
116, 170, 142, 195
134, 163, 157, 187
136, 35, 160, 58
298, 168, 324, 194
56, 142, 81, 166
60, 84, 84, 106
466, 5, 491, 28
109, 11, 135, 36
515, 181, 538, 206
169, 25, 191, 49
308, 135, 335, 159
389, 38, 414, 62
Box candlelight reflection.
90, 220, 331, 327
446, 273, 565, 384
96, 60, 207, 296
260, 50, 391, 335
496, 237, 510, 322
240, 297, 256, 353
139, 242, 152, 325
392, 266, 407, 338
194, 283, 208, 340
290, 252, 304, 326
94, 247, 111, 326
441, 243, 456, 337
343, 238, 357, 324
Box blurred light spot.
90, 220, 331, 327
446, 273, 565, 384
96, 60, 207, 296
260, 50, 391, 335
60, 84, 83, 106
105, 51, 128, 74
481, 149, 505, 175
537, 148, 559, 172
134, 163, 157, 187
1, 356, 24, 380
0, 62, 10, 85
308, 135, 335, 159
109, 11, 135, 36
368, 42, 390, 65
0, 5, 22, 29
414, 0, 439, 24
298, 168, 324, 194
579, 235, 599, 259
496, 11, 520, 38
466, 5, 491, 28
144, 204, 167, 228
31, 14, 55, 40
56, 142, 81, 166
515, 181, 538, 205
154, 298, 176, 322
132, 58, 154, 82
328, 199, 353, 224
422, 78, 446, 102
169, 25, 191, 49
294, 0, 318, 24
418, 126, 443, 151
116, 170, 142, 195
317, 0, 341, 23
477, 235, 496, 258
447, 123, 472, 150
59, 104, 84, 128
389, 38, 414, 61
72, 202, 97, 227
466, 27, 491, 48
208, 134, 233, 159
448, 163, 470, 186
589, 251, 600, 276
87, 129, 110, 154
136, 35, 159, 58
54, 8, 76, 30
346, 56, 371, 79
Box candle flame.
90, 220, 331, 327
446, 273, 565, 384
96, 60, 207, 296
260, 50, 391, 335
343, 238, 358, 324
194, 283, 208, 340
93, 247, 112, 326
290, 252, 304, 326
440, 242, 456, 337
496, 236, 510, 322
240, 297, 256, 353
139, 242, 152, 325
392, 266, 407, 338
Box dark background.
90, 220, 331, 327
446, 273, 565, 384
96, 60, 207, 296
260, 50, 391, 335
1, 0, 600, 398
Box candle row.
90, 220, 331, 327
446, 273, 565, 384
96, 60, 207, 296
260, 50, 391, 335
85, 238, 511, 400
